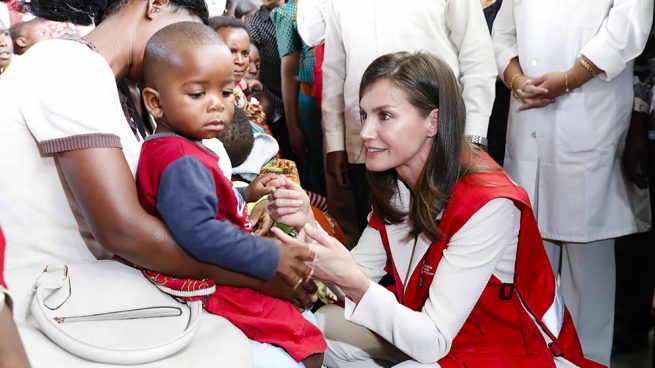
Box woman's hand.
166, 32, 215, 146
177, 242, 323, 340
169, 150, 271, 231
272, 223, 371, 304
530, 72, 570, 100
253, 274, 318, 311
513, 75, 556, 111
245, 173, 282, 203
267, 177, 311, 231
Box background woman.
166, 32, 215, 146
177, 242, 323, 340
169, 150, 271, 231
0, 0, 314, 365
270, 51, 602, 367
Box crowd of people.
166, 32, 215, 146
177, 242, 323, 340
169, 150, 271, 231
0, 0, 653, 367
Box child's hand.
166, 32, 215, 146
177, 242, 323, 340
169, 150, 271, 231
275, 241, 315, 289
245, 173, 282, 202
249, 200, 274, 236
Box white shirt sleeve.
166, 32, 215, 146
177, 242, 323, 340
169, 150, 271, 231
321, 0, 347, 153
297, 0, 327, 48
350, 226, 388, 284
344, 198, 521, 364
580, 0, 653, 81
445, 0, 497, 138
17, 40, 129, 153
491, 0, 518, 79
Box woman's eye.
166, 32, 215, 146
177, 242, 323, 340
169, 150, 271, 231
242, 51, 250, 58
380, 112, 392, 120
360, 112, 367, 121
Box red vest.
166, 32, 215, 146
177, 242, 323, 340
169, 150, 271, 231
369, 153, 605, 368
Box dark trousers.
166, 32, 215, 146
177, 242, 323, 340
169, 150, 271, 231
613, 138, 655, 355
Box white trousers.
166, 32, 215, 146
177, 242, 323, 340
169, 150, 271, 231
543, 239, 615, 366
315, 304, 426, 368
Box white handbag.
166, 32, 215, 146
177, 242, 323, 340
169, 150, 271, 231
30, 260, 209, 365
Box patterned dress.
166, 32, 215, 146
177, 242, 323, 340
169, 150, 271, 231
271, 0, 326, 196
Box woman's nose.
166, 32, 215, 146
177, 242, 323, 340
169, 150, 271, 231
360, 118, 376, 141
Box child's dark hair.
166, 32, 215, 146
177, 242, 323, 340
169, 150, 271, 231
22, 0, 209, 26
218, 108, 254, 167
143, 21, 224, 90
208, 16, 247, 32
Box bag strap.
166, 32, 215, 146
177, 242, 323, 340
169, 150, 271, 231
30, 265, 202, 365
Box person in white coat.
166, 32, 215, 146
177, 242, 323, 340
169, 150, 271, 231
492, 0, 653, 364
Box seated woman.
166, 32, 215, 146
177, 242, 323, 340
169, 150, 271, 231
0, 0, 315, 366
269, 51, 604, 367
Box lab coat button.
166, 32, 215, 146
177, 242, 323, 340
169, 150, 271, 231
531, 132, 537, 139
531, 59, 538, 66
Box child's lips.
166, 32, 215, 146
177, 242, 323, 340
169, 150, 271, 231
205, 120, 225, 131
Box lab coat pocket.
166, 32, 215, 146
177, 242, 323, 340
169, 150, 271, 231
555, 91, 613, 153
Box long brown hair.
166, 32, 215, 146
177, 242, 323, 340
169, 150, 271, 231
361, 51, 487, 241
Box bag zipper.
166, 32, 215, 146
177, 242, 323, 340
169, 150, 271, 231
54, 306, 182, 324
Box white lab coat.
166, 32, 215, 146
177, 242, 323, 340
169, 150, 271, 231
492, 0, 653, 242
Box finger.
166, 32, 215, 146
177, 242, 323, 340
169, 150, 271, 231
261, 215, 274, 233
268, 189, 301, 202
291, 244, 316, 263
302, 280, 318, 294
271, 226, 299, 246
304, 223, 341, 250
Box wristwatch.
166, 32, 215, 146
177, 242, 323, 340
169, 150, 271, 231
466, 135, 488, 147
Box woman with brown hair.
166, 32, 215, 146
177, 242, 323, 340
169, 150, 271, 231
270, 51, 603, 367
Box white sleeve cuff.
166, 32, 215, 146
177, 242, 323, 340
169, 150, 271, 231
580, 38, 626, 81
464, 113, 490, 138
344, 282, 387, 325
324, 131, 346, 153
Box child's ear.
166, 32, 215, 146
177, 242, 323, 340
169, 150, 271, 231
142, 87, 164, 119
15, 37, 28, 48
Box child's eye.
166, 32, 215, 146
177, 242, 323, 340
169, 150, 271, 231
222, 89, 234, 98
188, 92, 204, 99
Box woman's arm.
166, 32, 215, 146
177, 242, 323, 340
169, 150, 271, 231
0, 301, 30, 368
56, 147, 313, 292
